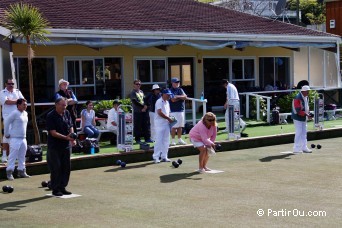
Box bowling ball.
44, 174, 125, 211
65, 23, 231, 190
215, 143, 222, 151
120, 162, 126, 168
177, 159, 183, 165
69, 133, 77, 139
41, 181, 48, 188
172, 161, 179, 168
311, 144, 316, 149
317, 144, 322, 149
7, 186, 14, 193
116, 160, 122, 165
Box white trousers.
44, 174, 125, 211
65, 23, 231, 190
153, 124, 170, 160
149, 112, 156, 141
225, 109, 246, 132
6, 137, 27, 171
293, 119, 308, 151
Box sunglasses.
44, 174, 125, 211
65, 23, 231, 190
7, 83, 14, 85
207, 119, 215, 122
135, 83, 141, 86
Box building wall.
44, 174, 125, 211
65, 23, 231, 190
12, 44, 338, 97
326, 0, 342, 36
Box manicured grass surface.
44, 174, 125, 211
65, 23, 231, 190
1, 138, 341, 227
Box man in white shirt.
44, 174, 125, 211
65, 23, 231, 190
0, 78, 25, 163
153, 89, 174, 163
106, 99, 122, 132
222, 79, 246, 135
5, 98, 29, 180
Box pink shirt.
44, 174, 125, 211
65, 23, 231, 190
189, 120, 217, 146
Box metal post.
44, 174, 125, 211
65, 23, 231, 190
266, 97, 271, 123
256, 96, 260, 121
246, 94, 249, 118
192, 100, 196, 126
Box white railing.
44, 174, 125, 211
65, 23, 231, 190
185, 98, 207, 126
240, 92, 272, 122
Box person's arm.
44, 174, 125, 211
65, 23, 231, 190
293, 99, 306, 117
80, 110, 86, 129
199, 124, 215, 147
4, 111, 15, 137
92, 110, 96, 126
157, 108, 173, 123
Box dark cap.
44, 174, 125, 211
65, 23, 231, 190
113, 99, 121, 105
162, 89, 173, 95
171, 78, 180, 83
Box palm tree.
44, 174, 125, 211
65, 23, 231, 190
1, 3, 50, 145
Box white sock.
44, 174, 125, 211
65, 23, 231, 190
2, 150, 7, 158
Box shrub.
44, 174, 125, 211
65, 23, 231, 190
277, 90, 318, 113
93, 98, 132, 113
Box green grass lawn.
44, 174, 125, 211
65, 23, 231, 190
45, 118, 342, 160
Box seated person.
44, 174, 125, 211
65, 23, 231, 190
81, 101, 100, 139
106, 99, 122, 133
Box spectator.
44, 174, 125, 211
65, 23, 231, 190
5, 98, 29, 180
292, 85, 313, 153
106, 99, 122, 133
189, 112, 217, 173
80, 101, 99, 139
169, 78, 187, 146
54, 79, 78, 133
222, 79, 246, 136
146, 84, 161, 141
46, 97, 76, 196
152, 89, 174, 163
0, 78, 25, 163
129, 80, 152, 143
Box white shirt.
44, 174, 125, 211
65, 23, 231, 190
155, 97, 170, 126
107, 107, 122, 130
4, 109, 28, 138
227, 83, 239, 101
0, 88, 24, 117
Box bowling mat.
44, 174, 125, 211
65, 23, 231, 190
280, 151, 295, 154
46, 193, 82, 198
205, 170, 224, 174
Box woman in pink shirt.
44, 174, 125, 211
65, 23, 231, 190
189, 112, 217, 173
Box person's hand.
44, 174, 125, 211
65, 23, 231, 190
224, 103, 227, 109
5, 134, 10, 138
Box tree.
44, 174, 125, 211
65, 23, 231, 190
1, 3, 50, 145
288, 0, 326, 25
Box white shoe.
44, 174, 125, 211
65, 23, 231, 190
293, 151, 302, 154
169, 142, 176, 147
2, 155, 7, 163
302, 148, 312, 153
161, 158, 171, 162
177, 139, 187, 145
154, 159, 160, 164
196, 168, 206, 174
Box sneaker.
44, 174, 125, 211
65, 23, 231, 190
6, 170, 14, 181
293, 151, 302, 154
52, 191, 63, 197
177, 139, 187, 145
136, 140, 142, 144
303, 149, 312, 153
145, 139, 154, 143
17, 169, 30, 178
204, 167, 212, 171
161, 158, 171, 162
169, 142, 176, 147
196, 168, 206, 174
154, 159, 160, 164
61, 189, 72, 195
2, 156, 7, 163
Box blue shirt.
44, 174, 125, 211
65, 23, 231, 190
169, 87, 185, 112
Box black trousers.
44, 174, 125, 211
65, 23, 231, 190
47, 147, 71, 192
133, 112, 150, 141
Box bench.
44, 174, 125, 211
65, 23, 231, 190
279, 113, 291, 124
77, 118, 116, 142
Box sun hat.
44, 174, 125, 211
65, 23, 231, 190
301, 85, 310, 92
59, 79, 69, 86
151, 84, 160, 90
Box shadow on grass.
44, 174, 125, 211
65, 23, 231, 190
0, 196, 50, 211
259, 153, 294, 162
160, 172, 202, 183
104, 162, 156, 172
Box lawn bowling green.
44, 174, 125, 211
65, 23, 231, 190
0, 138, 340, 227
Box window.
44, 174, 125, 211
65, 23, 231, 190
231, 58, 255, 92
66, 57, 122, 100
136, 58, 166, 86
259, 57, 290, 91
15, 57, 55, 102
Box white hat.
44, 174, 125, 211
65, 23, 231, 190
59, 79, 69, 86
151, 84, 160, 90
301, 85, 310, 92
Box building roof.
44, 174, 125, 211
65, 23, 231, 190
0, 0, 338, 36
0, 0, 340, 49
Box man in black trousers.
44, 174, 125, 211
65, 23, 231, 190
46, 97, 76, 196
